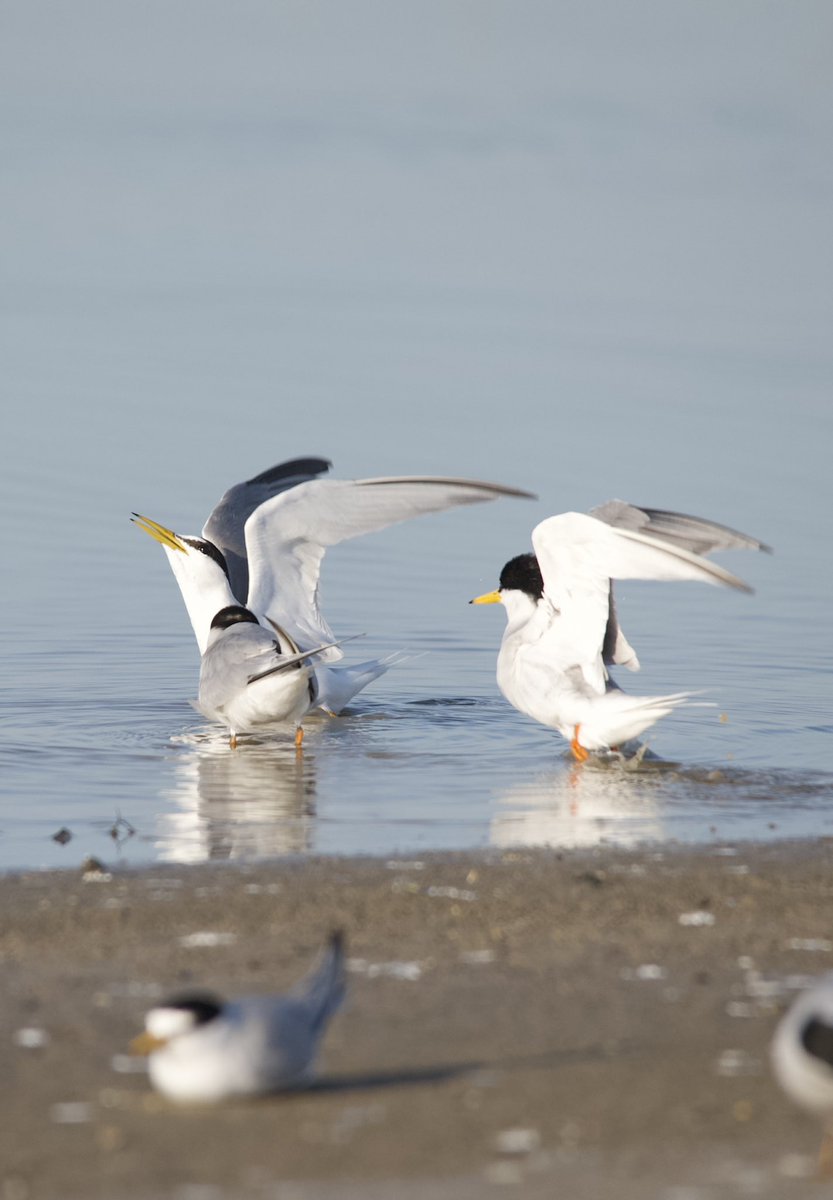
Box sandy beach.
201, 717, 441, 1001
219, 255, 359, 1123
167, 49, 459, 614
4, 840, 833, 1199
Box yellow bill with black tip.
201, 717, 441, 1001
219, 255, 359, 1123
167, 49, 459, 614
469, 590, 502, 605
129, 1031, 168, 1055
131, 513, 188, 553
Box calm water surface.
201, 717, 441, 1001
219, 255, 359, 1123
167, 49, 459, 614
1, 2, 831, 870
2, 505, 830, 870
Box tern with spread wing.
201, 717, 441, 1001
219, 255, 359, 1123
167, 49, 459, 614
130, 930, 345, 1103
471, 502, 769, 759
134, 457, 534, 741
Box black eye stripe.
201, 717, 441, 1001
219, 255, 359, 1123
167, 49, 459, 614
181, 537, 230, 579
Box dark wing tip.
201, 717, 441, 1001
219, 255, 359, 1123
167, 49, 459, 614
245, 457, 332, 487
356, 476, 537, 500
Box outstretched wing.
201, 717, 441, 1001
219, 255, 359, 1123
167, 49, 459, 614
531, 511, 755, 692
202, 457, 332, 599
589, 500, 771, 556
245, 475, 536, 659
587, 501, 769, 672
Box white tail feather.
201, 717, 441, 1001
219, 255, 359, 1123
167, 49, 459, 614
579, 690, 713, 750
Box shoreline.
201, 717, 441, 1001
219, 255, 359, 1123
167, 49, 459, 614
5, 839, 833, 1199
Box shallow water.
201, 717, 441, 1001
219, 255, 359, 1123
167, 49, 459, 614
1, 1, 831, 871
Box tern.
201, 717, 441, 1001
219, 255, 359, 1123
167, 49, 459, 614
130, 930, 346, 1103
771, 972, 833, 1171
471, 501, 769, 759
197, 604, 358, 749
134, 457, 534, 741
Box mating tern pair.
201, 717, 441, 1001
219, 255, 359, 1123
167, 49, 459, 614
472, 502, 769, 759
134, 457, 534, 747
136, 458, 768, 757
131, 931, 345, 1102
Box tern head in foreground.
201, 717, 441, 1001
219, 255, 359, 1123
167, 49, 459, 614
130, 930, 345, 1103
133, 457, 534, 735
471, 501, 770, 761
771, 972, 833, 1171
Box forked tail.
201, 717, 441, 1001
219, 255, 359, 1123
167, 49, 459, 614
314, 652, 416, 714
582, 690, 712, 750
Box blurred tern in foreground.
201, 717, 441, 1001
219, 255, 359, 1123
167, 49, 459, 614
130, 930, 345, 1103
771, 972, 833, 1171
134, 457, 534, 742
471, 501, 769, 760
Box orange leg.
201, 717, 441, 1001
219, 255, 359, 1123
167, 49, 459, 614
570, 725, 589, 763
229, 733, 238, 750
295, 726, 305, 750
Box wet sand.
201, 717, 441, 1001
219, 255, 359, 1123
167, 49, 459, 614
4, 840, 833, 1199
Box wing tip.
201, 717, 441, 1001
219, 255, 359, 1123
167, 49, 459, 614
356, 476, 537, 500
245, 457, 333, 487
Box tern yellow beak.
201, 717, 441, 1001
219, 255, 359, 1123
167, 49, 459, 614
470, 590, 502, 605
129, 1031, 168, 1055
131, 513, 188, 553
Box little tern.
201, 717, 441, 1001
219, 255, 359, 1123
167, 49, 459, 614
134, 457, 534, 731
130, 930, 345, 1103
471, 501, 769, 759
772, 972, 833, 1119
771, 972, 833, 1171
198, 605, 359, 749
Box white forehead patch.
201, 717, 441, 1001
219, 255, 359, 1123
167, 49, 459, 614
145, 1006, 198, 1041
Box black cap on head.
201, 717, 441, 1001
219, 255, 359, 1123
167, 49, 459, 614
160, 993, 223, 1027
499, 553, 544, 600
210, 605, 260, 631
181, 536, 230, 579
801, 1016, 833, 1068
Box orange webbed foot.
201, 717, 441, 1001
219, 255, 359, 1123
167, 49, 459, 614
570, 726, 589, 763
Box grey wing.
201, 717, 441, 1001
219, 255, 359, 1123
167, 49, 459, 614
198, 626, 280, 713
239, 996, 322, 1086
236, 931, 345, 1087
256, 930, 345, 1086
202, 457, 332, 599
245, 635, 364, 685
290, 929, 346, 1037
218, 997, 308, 1089
245, 475, 537, 658
601, 582, 640, 672
590, 500, 771, 556
588, 501, 769, 674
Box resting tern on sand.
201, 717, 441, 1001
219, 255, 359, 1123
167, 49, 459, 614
771, 972, 833, 1171
471, 501, 769, 760
130, 930, 345, 1103
134, 457, 534, 745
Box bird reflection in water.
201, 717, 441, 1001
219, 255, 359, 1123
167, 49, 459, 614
489, 754, 674, 850
157, 731, 318, 862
